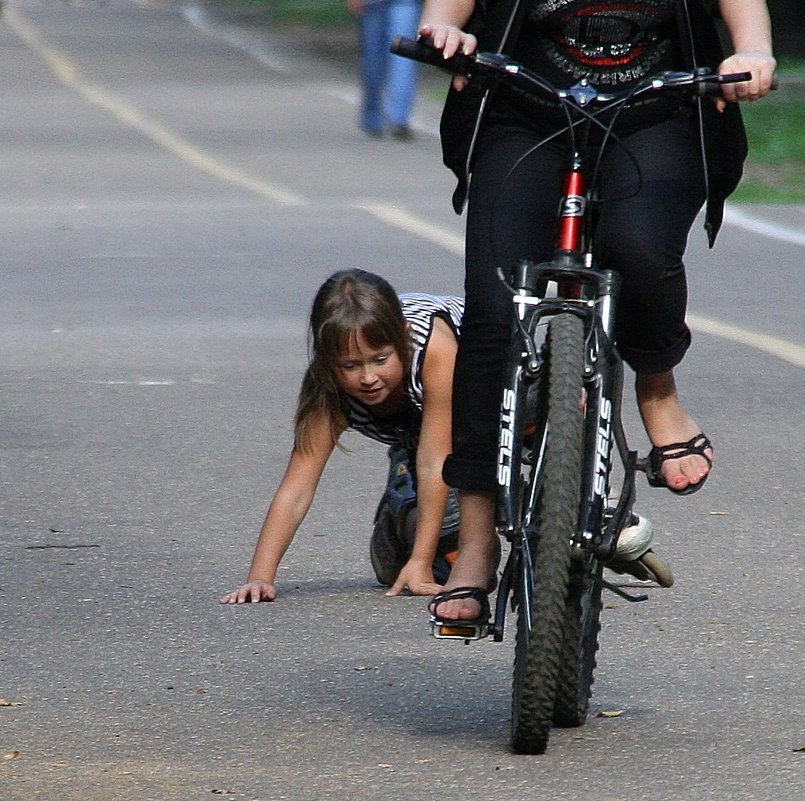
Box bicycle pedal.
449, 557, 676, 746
430, 617, 490, 642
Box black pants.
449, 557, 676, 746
444, 112, 707, 492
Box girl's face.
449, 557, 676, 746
334, 331, 405, 411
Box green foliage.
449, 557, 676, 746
230, 0, 350, 26
733, 63, 805, 203
213, 5, 804, 201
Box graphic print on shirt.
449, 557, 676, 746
528, 0, 677, 86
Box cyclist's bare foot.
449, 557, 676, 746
429, 492, 497, 621
636, 371, 713, 493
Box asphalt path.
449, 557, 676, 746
1, 1, 803, 799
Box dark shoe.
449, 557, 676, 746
369, 445, 416, 585
369, 504, 407, 586
645, 433, 713, 496
388, 125, 413, 141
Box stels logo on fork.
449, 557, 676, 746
497, 388, 517, 487
558, 194, 586, 217
555, 169, 587, 252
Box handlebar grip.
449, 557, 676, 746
718, 71, 753, 85
390, 36, 474, 76
698, 70, 778, 96
390, 36, 442, 66
718, 71, 778, 90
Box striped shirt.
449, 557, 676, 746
345, 293, 463, 451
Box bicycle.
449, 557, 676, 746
392, 35, 753, 755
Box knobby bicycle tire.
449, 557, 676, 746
511, 313, 585, 754
552, 555, 604, 727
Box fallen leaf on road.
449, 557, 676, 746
709, 511, 730, 516
0, 700, 21, 707
596, 709, 624, 718
2, 751, 20, 761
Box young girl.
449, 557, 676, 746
220, 269, 465, 603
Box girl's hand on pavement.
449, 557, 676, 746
417, 24, 477, 91
385, 560, 443, 597
716, 51, 776, 111
219, 580, 277, 604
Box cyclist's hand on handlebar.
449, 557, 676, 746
417, 24, 477, 90
715, 51, 777, 111
385, 558, 443, 597
219, 580, 277, 604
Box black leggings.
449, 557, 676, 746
444, 113, 707, 492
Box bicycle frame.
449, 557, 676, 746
491, 117, 642, 641
391, 33, 758, 752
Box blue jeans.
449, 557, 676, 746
370, 444, 459, 585
358, 0, 420, 132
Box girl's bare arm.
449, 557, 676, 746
387, 317, 458, 596
219, 413, 339, 603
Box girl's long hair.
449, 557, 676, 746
294, 269, 412, 452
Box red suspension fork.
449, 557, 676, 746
554, 164, 586, 254
555, 161, 587, 299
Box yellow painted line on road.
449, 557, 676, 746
686, 314, 805, 369
357, 202, 466, 256
358, 203, 805, 370
4, 6, 305, 207
6, 7, 804, 370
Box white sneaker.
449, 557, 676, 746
609, 514, 675, 587
615, 514, 654, 560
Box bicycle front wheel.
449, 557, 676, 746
511, 312, 585, 755
552, 554, 604, 727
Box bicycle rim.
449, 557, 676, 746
511, 313, 585, 754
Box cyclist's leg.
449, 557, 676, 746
595, 115, 704, 375
445, 123, 562, 492
595, 114, 712, 490
438, 123, 562, 617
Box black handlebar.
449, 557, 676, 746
391, 35, 475, 76
391, 36, 758, 101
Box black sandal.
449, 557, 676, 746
645, 433, 713, 496
428, 586, 490, 624
428, 587, 491, 641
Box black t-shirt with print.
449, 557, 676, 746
496, 0, 685, 131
